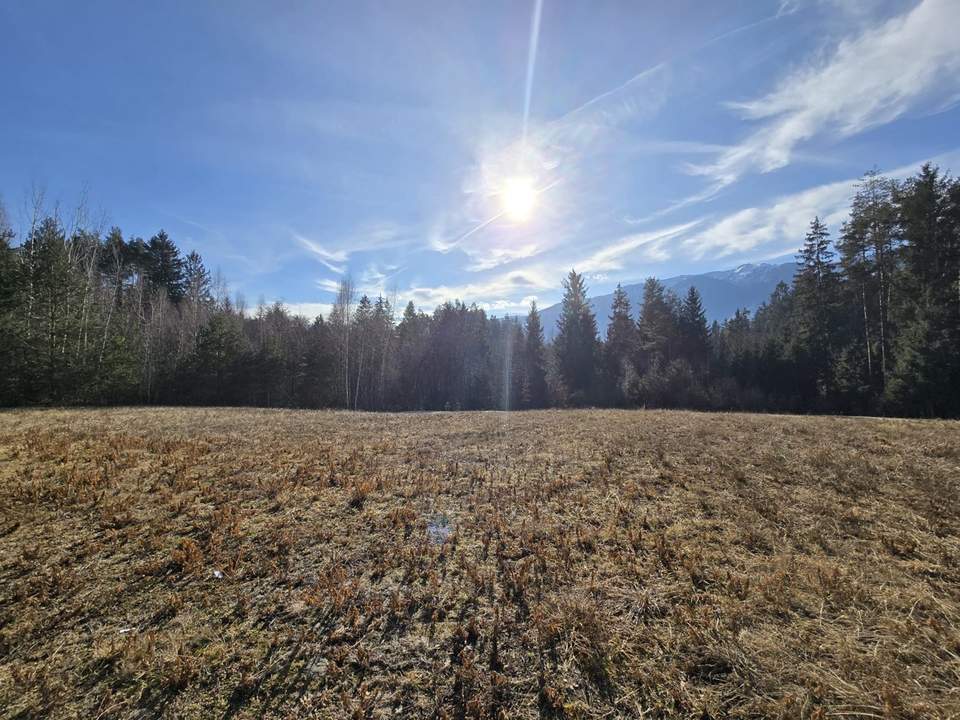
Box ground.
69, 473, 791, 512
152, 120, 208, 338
0, 407, 958, 719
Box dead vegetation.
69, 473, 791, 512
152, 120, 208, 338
0, 407, 958, 719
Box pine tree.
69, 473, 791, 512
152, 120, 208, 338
146, 230, 186, 303
371, 295, 395, 409
0, 207, 23, 404
636, 278, 675, 373
352, 295, 374, 409
603, 284, 636, 404
302, 315, 336, 408
678, 286, 709, 370
98, 227, 129, 308
887, 165, 960, 415
794, 217, 841, 402
183, 251, 212, 306
506, 320, 526, 410
554, 270, 598, 403
328, 277, 355, 408
523, 301, 548, 408
396, 301, 427, 409
194, 312, 245, 403
837, 171, 897, 396
21, 216, 83, 400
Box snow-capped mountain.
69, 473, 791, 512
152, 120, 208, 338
539, 262, 796, 341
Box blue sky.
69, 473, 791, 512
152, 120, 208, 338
2, 0, 959, 317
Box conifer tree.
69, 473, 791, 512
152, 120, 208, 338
837, 171, 897, 395
523, 301, 548, 408
794, 217, 841, 401
554, 270, 598, 402
636, 278, 675, 372
887, 165, 960, 414
0, 207, 22, 404
146, 230, 186, 303
603, 284, 636, 403
678, 286, 709, 369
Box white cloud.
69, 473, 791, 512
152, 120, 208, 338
295, 233, 348, 274
316, 278, 341, 293
683, 146, 960, 259
777, 0, 802, 17
682, 179, 855, 259
545, 64, 671, 148
401, 269, 553, 312
624, 183, 727, 225
284, 302, 333, 320
690, 0, 960, 185
294, 222, 415, 275
579, 221, 703, 272
356, 263, 405, 297
466, 243, 544, 272
624, 139, 733, 157
346, 222, 412, 252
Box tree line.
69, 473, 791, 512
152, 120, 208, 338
1, 164, 958, 416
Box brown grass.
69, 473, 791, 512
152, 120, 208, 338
0, 407, 958, 719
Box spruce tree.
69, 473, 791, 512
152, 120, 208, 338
794, 217, 841, 402
678, 286, 709, 369
554, 270, 598, 402
21, 217, 83, 400
184, 251, 212, 306
604, 284, 636, 403
523, 301, 548, 408
887, 165, 960, 415
146, 230, 186, 303
636, 278, 675, 373
837, 171, 897, 396
0, 209, 23, 405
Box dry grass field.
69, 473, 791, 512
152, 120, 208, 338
0, 408, 959, 719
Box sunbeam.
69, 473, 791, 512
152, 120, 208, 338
522, 0, 544, 147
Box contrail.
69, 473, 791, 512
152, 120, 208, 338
446, 211, 505, 250
521, 0, 544, 147
551, 10, 783, 130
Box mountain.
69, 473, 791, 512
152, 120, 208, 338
539, 262, 796, 341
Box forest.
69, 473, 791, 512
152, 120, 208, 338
0, 164, 958, 417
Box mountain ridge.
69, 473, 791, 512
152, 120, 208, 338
539, 261, 796, 341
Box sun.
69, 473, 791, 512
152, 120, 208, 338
500, 176, 537, 223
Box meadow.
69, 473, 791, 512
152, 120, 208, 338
0, 407, 958, 719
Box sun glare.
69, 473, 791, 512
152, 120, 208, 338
500, 176, 537, 223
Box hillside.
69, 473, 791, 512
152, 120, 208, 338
540, 262, 796, 340
2, 407, 959, 718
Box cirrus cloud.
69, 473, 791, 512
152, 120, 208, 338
690, 0, 960, 186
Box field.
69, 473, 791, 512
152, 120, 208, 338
0, 408, 959, 719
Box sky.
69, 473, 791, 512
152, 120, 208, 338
2, 0, 960, 318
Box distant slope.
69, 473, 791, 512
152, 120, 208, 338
540, 262, 796, 340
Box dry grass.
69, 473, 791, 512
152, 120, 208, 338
0, 407, 958, 719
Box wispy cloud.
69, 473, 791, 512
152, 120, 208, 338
777, 0, 802, 18
690, 0, 960, 186
439, 7, 800, 274
683, 146, 960, 260
295, 233, 348, 274
402, 269, 553, 312
294, 222, 415, 275
545, 64, 671, 148
580, 220, 703, 272
357, 263, 405, 296
624, 184, 727, 225
284, 302, 333, 320
682, 179, 856, 260
346, 222, 415, 253
315, 278, 341, 293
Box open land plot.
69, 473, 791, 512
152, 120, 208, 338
0, 407, 958, 719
